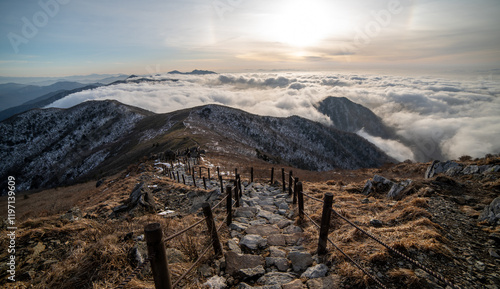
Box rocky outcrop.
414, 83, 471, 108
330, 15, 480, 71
479, 197, 500, 225
362, 175, 412, 199
110, 182, 158, 217
425, 160, 500, 179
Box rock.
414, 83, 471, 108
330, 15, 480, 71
166, 248, 187, 263
238, 265, 266, 280
204, 276, 227, 289
370, 219, 383, 228
283, 225, 303, 234
475, 261, 486, 271
246, 225, 280, 236
463, 165, 480, 175
267, 234, 286, 246
240, 234, 268, 250
225, 251, 264, 276
32, 242, 46, 257
96, 179, 104, 188
269, 246, 286, 257
361, 180, 373, 195
488, 248, 500, 258
387, 179, 412, 199
234, 207, 258, 218
363, 175, 394, 194
479, 197, 500, 224
425, 160, 461, 178
111, 182, 158, 217
228, 239, 242, 254
199, 263, 213, 277
282, 279, 305, 289
128, 244, 147, 267
306, 275, 341, 289
288, 251, 313, 272
229, 222, 249, 232
61, 207, 83, 222
257, 272, 295, 285
284, 233, 304, 246
277, 220, 293, 229
265, 257, 289, 271
361, 198, 370, 204
301, 264, 328, 279
484, 165, 500, 173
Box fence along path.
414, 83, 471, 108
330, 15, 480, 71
116, 159, 460, 288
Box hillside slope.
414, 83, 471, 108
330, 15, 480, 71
0, 101, 394, 193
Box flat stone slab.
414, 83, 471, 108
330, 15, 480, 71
258, 272, 296, 285
246, 224, 280, 237
267, 234, 286, 246
225, 251, 264, 276
288, 251, 313, 272
235, 207, 258, 218
284, 233, 304, 246
265, 257, 289, 271
240, 234, 268, 250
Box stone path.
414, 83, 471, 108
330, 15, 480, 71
204, 182, 338, 289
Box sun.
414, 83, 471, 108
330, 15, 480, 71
263, 0, 346, 48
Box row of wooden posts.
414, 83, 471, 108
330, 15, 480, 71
142, 164, 334, 289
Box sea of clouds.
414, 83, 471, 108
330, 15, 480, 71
48, 72, 500, 162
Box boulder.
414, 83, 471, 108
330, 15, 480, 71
238, 265, 266, 280
387, 179, 412, 199
362, 175, 394, 195
425, 160, 461, 179
479, 197, 500, 225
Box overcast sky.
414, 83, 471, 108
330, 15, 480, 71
1, 0, 500, 76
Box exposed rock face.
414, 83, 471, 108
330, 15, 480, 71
362, 175, 412, 199
479, 197, 500, 225
425, 160, 500, 179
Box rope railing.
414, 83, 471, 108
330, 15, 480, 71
171, 242, 212, 288
302, 211, 387, 289
330, 206, 461, 289
295, 182, 460, 289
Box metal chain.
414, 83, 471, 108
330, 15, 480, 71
331, 207, 461, 289
115, 253, 154, 289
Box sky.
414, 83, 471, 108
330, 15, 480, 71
1, 0, 500, 77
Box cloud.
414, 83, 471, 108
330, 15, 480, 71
47, 71, 500, 162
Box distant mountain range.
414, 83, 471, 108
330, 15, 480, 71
0, 100, 394, 193
167, 69, 217, 75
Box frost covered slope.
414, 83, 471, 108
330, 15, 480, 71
185, 105, 395, 171
0, 100, 152, 192
0, 101, 394, 193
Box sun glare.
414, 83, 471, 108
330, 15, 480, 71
263, 0, 348, 48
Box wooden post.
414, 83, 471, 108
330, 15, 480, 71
208, 168, 211, 180
226, 186, 232, 226
217, 167, 220, 178
270, 167, 274, 184
199, 167, 202, 177
192, 173, 196, 187
293, 177, 299, 204
176, 172, 180, 183
250, 167, 254, 183
219, 176, 223, 193
235, 168, 238, 178
203, 177, 207, 190
297, 182, 304, 219
288, 171, 293, 196
234, 181, 240, 207
237, 176, 242, 199
202, 203, 223, 257
282, 168, 285, 192
144, 223, 172, 289
318, 193, 334, 256
182, 175, 186, 185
